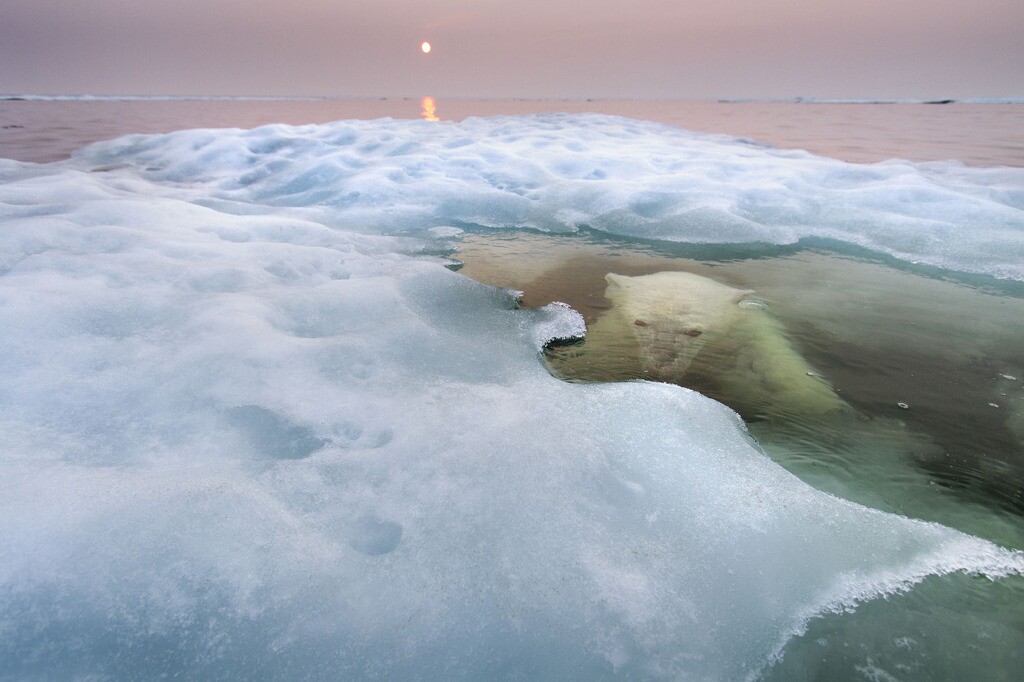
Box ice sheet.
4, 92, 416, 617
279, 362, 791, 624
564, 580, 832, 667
1, 116, 1022, 679
68, 113, 1024, 281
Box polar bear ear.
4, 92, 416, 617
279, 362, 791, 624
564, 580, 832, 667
605, 272, 627, 289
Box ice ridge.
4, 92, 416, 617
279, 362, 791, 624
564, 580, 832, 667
70, 113, 1024, 281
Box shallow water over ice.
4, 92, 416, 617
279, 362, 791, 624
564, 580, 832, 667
1, 113, 1023, 680
456, 230, 1024, 548
455, 229, 1024, 679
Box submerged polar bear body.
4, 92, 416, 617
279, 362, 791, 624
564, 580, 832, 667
602, 271, 847, 417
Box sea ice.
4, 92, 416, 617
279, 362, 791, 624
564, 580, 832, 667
0, 116, 1022, 679
68, 114, 1024, 281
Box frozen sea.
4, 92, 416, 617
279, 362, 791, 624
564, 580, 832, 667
1, 97, 1023, 680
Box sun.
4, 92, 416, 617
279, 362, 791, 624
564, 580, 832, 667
420, 41, 432, 54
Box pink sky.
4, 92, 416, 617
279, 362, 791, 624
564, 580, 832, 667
1, 0, 1022, 98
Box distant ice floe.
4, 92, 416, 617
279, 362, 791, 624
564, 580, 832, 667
0, 115, 1022, 679
719, 97, 1024, 105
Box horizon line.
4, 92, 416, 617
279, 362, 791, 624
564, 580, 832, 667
4, 94, 1024, 105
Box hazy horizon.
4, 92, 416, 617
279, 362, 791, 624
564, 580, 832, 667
2, 1, 1023, 100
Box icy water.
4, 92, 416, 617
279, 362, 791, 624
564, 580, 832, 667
455, 231, 1024, 547
454, 230, 1024, 680
3, 96, 1024, 166
1, 98, 1022, 680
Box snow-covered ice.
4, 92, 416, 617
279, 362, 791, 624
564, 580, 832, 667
68, 113, 1024, 280
1, 115, 1022, 679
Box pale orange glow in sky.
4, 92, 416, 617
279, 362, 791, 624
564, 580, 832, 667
0, 0, 1021, 99
421, 41, 432, 54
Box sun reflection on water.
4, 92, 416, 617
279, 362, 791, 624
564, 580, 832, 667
420, 96, 439, 121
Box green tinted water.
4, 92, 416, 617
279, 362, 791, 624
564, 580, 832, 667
455, 229, 1024, 548
454, 228, 1024, 680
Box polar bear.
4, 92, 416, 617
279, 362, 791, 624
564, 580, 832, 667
599, 271, 847, 417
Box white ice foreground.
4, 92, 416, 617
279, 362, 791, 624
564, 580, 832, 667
0, 115, 1022, 679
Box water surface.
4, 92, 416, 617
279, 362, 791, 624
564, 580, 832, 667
453, 226, 1024, 680
456, 229, 1024, 549
3, 98, 1022, 166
